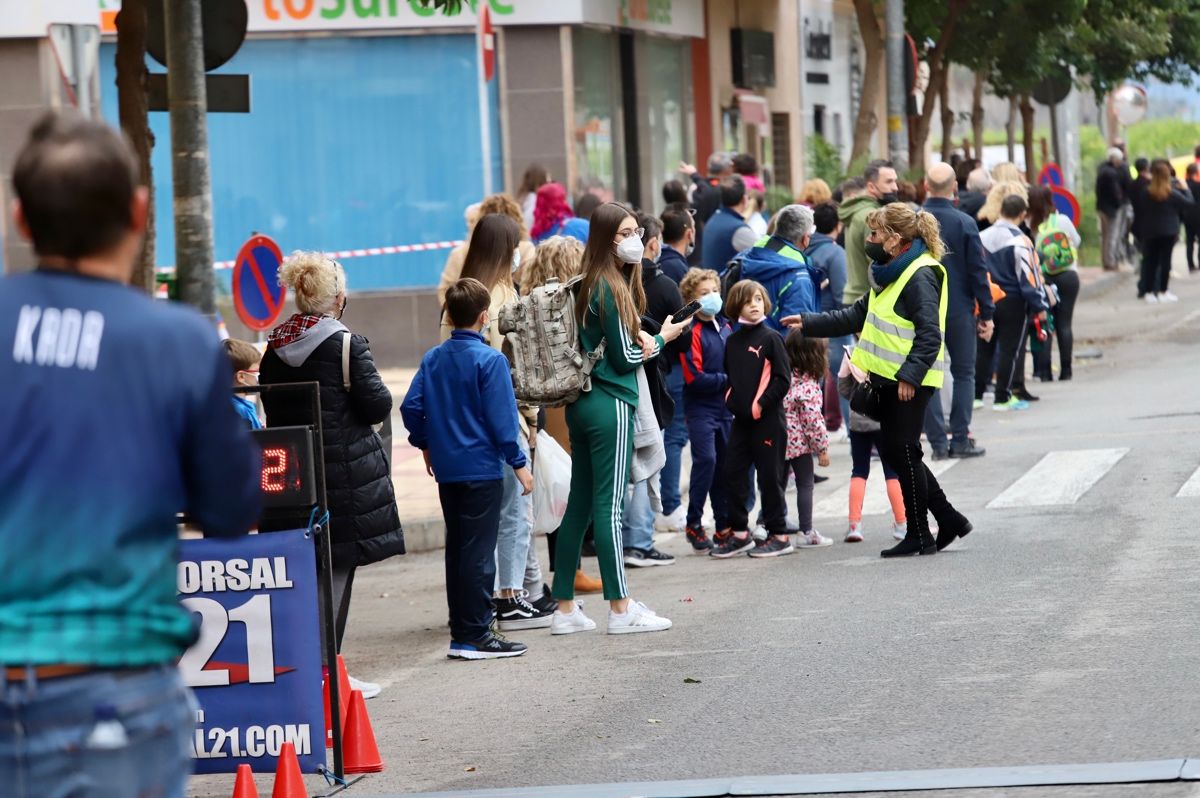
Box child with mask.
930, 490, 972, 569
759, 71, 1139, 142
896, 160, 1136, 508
668, 268, 732, 553
222, 338, 263, 429
713, 280, 793, 558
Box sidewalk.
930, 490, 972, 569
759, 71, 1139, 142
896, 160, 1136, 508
381, 264, 1137, 553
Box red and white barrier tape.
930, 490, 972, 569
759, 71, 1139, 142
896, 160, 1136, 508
210, 239, 465, 271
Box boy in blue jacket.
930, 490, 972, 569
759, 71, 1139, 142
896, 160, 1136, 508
669, 268, 733, 553
401, 278, 533, 660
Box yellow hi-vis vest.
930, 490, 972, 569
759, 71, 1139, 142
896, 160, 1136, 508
850, 253, 948, 388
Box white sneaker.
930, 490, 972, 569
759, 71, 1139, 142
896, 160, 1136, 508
797, 529, 833, 548
608, 599, 672, 634
654, 506, 686, 533
1158, 291, 1179, 303
348, 675, 381, 700
829, 427, 849, 443
1144, 293, 1160, 304
845, 522, 864, 543
892, 521, 907, 541
550, 605, 596, 635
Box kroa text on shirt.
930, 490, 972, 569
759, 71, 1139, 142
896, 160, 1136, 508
12, 305, 105, 370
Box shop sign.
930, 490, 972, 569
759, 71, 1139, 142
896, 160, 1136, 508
98, 0, 704, 38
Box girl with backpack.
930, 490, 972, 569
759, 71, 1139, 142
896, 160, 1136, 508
1028, 186, 1082, 381
550, 203, 688, 635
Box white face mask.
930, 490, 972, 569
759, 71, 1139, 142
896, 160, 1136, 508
512, 247, 521, 273
616, 236, 644, 264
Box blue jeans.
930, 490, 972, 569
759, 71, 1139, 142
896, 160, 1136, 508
0, 665, 195, 798
657, 365, 688, 515
495, 435, 533, 591
924, 313, 978, 449
827, 334, 854, 427
621, 480, 656, 552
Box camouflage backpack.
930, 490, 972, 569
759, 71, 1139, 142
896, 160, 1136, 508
497, 275, 606, 407
1035, 212, 1077, 276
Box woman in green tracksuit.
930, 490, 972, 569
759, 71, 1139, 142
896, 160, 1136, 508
550, 202, 688, 636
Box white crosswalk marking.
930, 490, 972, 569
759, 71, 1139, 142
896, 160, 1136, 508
986, 448, 1129, 509
1177, 465, 1200, 498
812, 459, 958, 519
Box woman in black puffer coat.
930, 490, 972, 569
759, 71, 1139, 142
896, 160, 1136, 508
260, 252, 403, 692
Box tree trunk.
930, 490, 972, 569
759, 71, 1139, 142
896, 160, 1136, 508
1005, 96, 1017, 163
971, 72, 985, 160
115, 0, 156, 295
939, 69, 954, 163
1020, 93, 1036, 180
850, 0, 884, 166
907, 0, 968, 176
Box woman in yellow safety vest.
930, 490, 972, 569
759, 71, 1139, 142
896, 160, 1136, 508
781, 203, 973, 558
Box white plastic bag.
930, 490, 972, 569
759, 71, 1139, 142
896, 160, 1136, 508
532, 430, 572, 534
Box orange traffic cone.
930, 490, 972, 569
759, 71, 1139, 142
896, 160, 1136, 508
231, 763, 259, 798
335, 654, 352, 721
343, 689, 384, 773
324, 656, 354, 749
271, 741, 306, 798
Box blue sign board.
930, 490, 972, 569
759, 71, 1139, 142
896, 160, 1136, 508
178, 529, 325, 774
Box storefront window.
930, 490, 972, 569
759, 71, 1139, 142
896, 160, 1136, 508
634, 33, 695, 212
573, 28, 623, 203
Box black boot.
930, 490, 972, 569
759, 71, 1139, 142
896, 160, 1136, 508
881, 529, 936, 558
935, 511, 973, 551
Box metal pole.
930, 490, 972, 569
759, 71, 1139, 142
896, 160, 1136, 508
884, 0, 909, 172
476, 9, 493, 197
1049, 101, 1062, 168
164, 0, 215, 316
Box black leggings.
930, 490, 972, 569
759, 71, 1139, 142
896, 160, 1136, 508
875, 382, 959, 542
975, 294, 1028, 403
1139, 235, 1176, 296
1035, 269, 1080, 379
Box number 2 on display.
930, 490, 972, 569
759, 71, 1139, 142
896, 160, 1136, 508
179, 595, 276, 687
261, 447, 288, 493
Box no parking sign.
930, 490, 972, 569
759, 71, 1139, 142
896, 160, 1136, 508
232, 235, 286, 332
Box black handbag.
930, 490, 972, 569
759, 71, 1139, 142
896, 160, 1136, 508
849, 378, 883, 421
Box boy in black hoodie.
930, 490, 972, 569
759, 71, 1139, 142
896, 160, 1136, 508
713, 280, 794, 558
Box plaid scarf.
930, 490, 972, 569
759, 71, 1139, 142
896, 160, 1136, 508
268, 314, 324, 349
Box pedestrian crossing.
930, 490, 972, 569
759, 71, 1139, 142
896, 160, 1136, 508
986, 448, 1129, 509
801, 447, 1198, 520
811, 459, 959, 520
1178, 466, 1200, 498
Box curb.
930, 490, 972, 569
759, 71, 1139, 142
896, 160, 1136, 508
400, 516, 446, 554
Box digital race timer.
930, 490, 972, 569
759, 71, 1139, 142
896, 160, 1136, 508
249, 426, 317, 509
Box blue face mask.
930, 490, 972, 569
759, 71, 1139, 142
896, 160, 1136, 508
698, 292, 723, 317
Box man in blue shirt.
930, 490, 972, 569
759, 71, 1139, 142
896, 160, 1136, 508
922, 162, 994, 459
701, 176, 759, 273
0, 113, 260, 797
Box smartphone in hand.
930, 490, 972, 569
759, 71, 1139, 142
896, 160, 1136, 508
671, 300, 703, 323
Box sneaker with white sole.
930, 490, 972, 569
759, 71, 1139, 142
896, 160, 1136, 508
1143, 293, 1160, 304
348, 675, 381, 699
496, 593, 553, 631
797, 529, 833, 548
623, 547, 676, 567
550, 605, 597, 635
845, 522, 864, 543
892, 520, 907, 541
1159, 291, 1179, 303
447, 631, 527, 660
607, 599, 672, 634
654, 506, 687, 533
